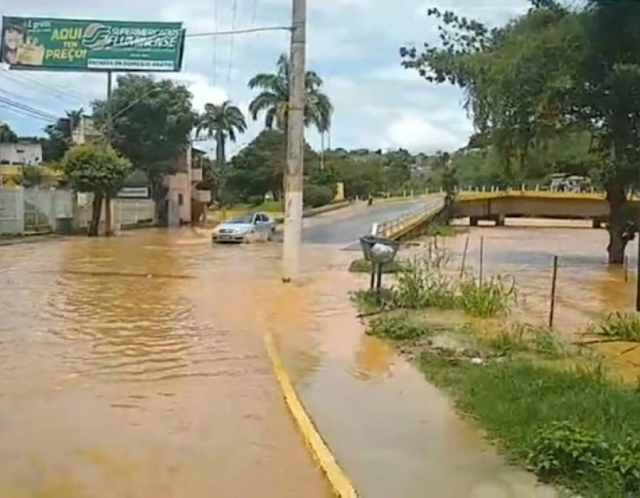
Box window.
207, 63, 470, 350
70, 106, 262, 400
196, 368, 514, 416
178, 194, 184, 206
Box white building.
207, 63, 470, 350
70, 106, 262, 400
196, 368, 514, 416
71, 116, 102, 145
0, 142, 42, 165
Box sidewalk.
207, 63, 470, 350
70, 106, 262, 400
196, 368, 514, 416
264, 246, 557, 498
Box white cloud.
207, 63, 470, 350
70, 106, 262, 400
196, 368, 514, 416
0, 0, 530, 153
386, 113, 470, 153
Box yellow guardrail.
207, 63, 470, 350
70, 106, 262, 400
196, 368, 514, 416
457, 189, 607, 202
378, 197, 445, 240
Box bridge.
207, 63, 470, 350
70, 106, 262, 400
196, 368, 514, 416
456, 190, 637, 228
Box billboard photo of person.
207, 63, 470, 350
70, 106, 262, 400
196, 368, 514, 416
2, 18, 26, 65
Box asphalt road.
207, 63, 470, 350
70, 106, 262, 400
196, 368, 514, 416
302, 200, 425, 245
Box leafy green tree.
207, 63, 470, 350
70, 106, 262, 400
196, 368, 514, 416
93, 75, 196, 222
42, 117, 72, 161
61, 143, 132, 236
401, 1, 640, 264
248, 54, 333, 133
196, 101, 247, 167
0, 122, 17, 143
229, 130, 319, 200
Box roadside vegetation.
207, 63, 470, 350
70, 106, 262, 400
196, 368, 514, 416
351, 240, 640, 496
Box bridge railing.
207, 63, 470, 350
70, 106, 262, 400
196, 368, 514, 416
376, 197, 445, 240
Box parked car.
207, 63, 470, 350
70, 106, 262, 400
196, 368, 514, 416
212, 212, 277, 243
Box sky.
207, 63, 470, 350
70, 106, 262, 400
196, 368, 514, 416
0, 0, 530, 157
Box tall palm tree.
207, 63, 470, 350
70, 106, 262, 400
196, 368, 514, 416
196, 101, 247, 167
65, 108, 84, 134
248, 54, 333, 135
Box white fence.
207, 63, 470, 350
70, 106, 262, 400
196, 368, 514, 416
0, 188, 154, 236
0, 187, 74, 236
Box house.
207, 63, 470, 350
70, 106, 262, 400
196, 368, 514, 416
0, 141, 42, 165
164, 145, 211, 226
71, 116, 103, 145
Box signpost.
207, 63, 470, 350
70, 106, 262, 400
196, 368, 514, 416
1, 17, 185, 72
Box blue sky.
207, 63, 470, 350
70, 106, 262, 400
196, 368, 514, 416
0, 0, 530, 157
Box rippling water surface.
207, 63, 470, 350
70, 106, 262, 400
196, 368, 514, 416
0, 229, 328, 497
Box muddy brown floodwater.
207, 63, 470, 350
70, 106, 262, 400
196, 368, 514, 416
3, 212, 632, 498
0, 230, 329, 497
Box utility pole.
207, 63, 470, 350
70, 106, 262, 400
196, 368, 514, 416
104, 71, 114, 236
282, 0, 306, 282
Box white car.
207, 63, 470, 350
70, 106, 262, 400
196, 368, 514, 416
212, 212, 277, 243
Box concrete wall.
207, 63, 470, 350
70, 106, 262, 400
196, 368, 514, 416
455, 194, 639, 221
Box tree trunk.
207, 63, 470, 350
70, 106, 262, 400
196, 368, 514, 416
216, 132, 226, 205
320, 131, 325, 171
151, 177, 167, 226
104, 196, 113, 236
88, 193, 103, 237
606, 181, 628, 265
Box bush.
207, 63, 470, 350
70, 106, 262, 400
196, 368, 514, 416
369, 313, 429, 341
458, 276, 516, 318
247, 194, 264, 206
394, 257, 457, 309
304, 184, 333, 208
590, 312, 640, 342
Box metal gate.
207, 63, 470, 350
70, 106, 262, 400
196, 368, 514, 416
23, 187, 53, 233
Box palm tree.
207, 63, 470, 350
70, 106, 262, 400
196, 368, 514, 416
196, 101, 247, 167
248, 54, 333, 135
65, 108, 84, 134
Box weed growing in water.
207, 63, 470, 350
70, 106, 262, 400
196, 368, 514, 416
458, 275, 516, 318
369, 313, 431, 341
394, 257, 457, 309
589, 312, 640, 342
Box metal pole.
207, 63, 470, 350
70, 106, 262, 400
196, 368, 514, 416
282, 0, 306, 283
479, 236, 484, 285
549, 255, 559, 328
370, 263, 376, 291
460, 235, 470, 278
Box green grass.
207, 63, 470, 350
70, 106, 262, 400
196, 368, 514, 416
348, 258, 404, 274
486, 323, 570, 359
418, 355, 640, 497
424, 222, 463, 237
369, 312, 434, 341
458, 276, 516, 318
589, 312, 640, 342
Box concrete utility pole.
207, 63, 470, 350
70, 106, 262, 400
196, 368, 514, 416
282, 0, 306, 282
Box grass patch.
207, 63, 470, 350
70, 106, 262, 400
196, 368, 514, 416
589, 312, 640, 342
424, 221, 466, 237
394, 257, 457, 309
458, 276, 516, 318
369, 312, 433, 341
348, 258, 404, 274
486, 323, 570, 359
351, 288, 396, 314
418, 355, 640, 496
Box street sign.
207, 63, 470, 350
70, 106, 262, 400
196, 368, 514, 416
1, 17, 185, 72
117, 187, 150, 199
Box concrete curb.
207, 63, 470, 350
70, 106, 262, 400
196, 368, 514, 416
264, 332, 358, 498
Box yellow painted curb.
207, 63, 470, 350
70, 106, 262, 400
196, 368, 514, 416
264, 332, 358, 498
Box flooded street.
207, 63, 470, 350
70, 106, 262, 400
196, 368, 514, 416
1, 207, 627, 497
0, 230, 328, 497
443, 219, 639, 333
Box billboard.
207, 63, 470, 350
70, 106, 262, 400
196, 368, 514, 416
1, 17, 185, 72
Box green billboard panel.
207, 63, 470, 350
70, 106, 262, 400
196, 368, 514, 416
1, 17, 185, 72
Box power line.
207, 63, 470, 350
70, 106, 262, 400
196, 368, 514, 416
0, 103, 56, 123
0, 95, 59, 121
212, 0, 219, 87
0, 68, 86, 105
227, 0, 240, 91
0, 85, 66, 113
186, 26, 290, 38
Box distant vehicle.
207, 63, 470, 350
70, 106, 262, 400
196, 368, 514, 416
212, 212, 277, 243
549, 174, 590, 193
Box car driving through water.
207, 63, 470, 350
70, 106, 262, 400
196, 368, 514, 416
212, 212, 277, 243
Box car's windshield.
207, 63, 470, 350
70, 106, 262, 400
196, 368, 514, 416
226, 214, 254, 224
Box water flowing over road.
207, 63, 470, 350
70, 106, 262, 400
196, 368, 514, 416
0, 201, 421, 497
